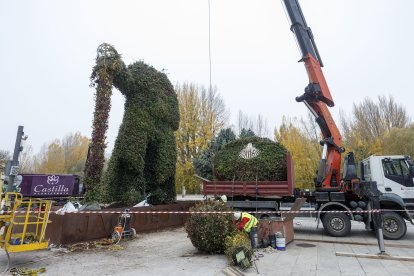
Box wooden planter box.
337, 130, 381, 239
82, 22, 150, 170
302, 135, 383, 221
257, 219, 294, 245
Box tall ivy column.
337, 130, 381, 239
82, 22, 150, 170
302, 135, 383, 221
84, 44, 115, 202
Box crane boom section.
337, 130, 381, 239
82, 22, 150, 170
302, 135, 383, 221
282, 0, 343, 189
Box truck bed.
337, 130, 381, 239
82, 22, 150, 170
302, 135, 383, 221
203, 154, 294, 197
203, 180, 293, 197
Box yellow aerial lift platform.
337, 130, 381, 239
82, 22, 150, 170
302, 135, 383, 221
0, 193, 52, 253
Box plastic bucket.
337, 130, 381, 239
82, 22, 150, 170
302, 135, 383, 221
276, 237, 286, 251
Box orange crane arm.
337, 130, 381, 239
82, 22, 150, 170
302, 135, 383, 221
282, 0, 344, 190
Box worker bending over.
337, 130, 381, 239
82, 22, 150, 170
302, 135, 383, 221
234, 212, 258, 248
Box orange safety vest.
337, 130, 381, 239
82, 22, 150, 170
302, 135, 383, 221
241, 212, 258, 232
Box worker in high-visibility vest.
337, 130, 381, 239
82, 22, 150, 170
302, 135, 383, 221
234, 211, 258, 248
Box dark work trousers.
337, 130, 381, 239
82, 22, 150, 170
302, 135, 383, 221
249, 227, 257, 249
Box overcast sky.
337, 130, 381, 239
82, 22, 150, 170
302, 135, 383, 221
1, 0, 413, 155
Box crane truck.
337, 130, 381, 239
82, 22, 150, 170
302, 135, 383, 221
203, 0, 414, 240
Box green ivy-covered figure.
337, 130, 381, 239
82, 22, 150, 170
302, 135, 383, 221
93, 43, 179, 205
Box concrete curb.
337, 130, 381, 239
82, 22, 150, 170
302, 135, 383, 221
222, 266, 245, 276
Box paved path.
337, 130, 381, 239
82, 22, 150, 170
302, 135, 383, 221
1, 218, 413, 275
241, 218, 414, 276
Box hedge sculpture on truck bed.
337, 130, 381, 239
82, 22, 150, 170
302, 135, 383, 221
213, 136, 288, 181
88, 43, 179, 205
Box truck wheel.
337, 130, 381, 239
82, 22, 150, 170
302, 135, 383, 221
382, 212, 407, 240
322, 212, 351, 237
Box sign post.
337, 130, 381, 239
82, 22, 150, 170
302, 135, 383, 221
7, 126, 26, 192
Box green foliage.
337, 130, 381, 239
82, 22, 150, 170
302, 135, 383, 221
275, 116, 320, 189
185, 201, 235, 253
383, 124, 414, 157
193, 128, 236, 181
35, 132, 89, 176
239, 128, 256, 139
87, 43, 179, 205
224, 231, 252, 265
213, 136, 287, 181
175, 83, 228, 193
84, 43, 123, 202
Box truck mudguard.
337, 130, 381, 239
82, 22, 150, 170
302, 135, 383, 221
380, 193, 413, 222
380, 193, 405, 208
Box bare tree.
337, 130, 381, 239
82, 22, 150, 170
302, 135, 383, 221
200, 85, 229, 139
340, 95, 411, 159
300, 112, 321, 153
0, 150, 10, 172
19, 145, 35, 173
378, 95, 411, 131
237, 110, 253, 135
256, 114, 269, 137
237, 111, 269, 137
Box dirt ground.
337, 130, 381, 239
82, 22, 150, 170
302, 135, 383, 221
1, 219, 414, 275
0, 227, 227, 276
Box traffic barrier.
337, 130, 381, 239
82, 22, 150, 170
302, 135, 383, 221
4, 201, 402, 245
44, 201, 196, 244
6, 209, 386, 215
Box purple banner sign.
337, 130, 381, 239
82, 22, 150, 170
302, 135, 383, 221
19, 174, 77, 197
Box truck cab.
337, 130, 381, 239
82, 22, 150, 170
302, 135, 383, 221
361, 155, 414, 210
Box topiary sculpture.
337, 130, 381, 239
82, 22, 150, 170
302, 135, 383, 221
213, 136, 288, 181
89, 43, 179, 205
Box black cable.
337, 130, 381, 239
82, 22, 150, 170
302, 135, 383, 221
1, 247, 10, 276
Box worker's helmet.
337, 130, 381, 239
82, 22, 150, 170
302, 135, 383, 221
233, 211, 241, 220
220, 195, 227, 202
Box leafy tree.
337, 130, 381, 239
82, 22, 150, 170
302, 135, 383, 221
239, 128, 256, 139
275, 116, 320, 189
61, 133, 89, 175
193, 128, 236, 181
383, 124, 414, 158
33, 132, 89, 176
175, 83, 228, 193
340, 95, 410, 161
35, 140, 65, 173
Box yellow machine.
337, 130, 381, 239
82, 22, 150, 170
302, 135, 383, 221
0, 193, 52, 253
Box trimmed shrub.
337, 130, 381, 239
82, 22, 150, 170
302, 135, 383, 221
185, 201, 235, 253
213, 136, 288, 181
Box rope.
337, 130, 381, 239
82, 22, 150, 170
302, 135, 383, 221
208, 0, 212, 92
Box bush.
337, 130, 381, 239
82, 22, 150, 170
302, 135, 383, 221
213, 136, 288, 181
185, 201, 235, 253
193, 128, 237, 181
224, 231, 253, 265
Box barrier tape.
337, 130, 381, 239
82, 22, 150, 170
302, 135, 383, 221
2, 209, 394, 215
